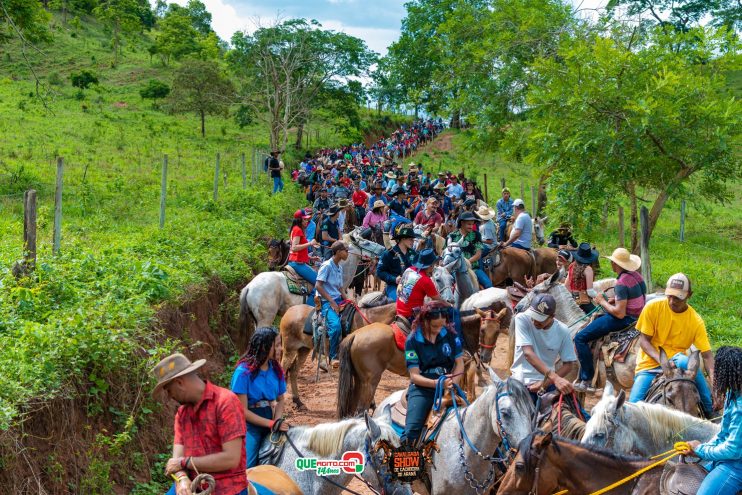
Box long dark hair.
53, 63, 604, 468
237, 326, 284, 380
713, 346, 742, 400
291, 217, 305, 231
412, 300, 455, 337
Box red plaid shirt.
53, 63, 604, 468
174, 381, 247, 495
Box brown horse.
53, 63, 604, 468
336, 306, 510, 418
247, 465, 303, 495
496, 431, 663, 495
279, 302, 397, 410
535, 392, 587, 441
485, 247, 556, 287
268, 238, 290, 271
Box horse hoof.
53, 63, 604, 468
293, 399, 308, 411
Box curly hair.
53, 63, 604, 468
713, 346, 742, 400
237, 326, 284, 381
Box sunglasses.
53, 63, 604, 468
427, 309, 450, 319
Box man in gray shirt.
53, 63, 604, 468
510, 294, 576, 402
500, 198, 532, 251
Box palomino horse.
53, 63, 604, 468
258, 412, 412, 495
336, 305, 510, 418
279, 266, 457, 410
496, 431, 663, 495
247, 465, 302, 495
581, 382, 719, 457
238, 230, 385, 337
375, 369, 536, 495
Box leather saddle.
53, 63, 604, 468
660, 458, 708, 495
281, 265, 313, 296
390, 389, 465, 443
302, 302, 357, 337
592, 325, 639, 367
506, 281, 530, 304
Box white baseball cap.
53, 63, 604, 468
665, 273, 690, 300
513, 198, 525, 208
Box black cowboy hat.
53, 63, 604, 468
327, 205, 341, 216
392, 187, 406, 196
413, 248, 439, 269
393, 226, 420, 241
457, 211, 479, 226
573, 242, 599, 264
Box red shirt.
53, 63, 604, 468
174, 381, 247, 495
288, 225, 310, 263
396, 267, 439, 318
414, 210, 443, 227
352, 190, 367, 207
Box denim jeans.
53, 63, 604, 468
321, 300, 342, 360
384, 284, 397, 301
497, 219, 508, 242
629, 352, 714, 416
287, 261, 316, 298
474, 268, 493, 289
401, 384, 435, 444
574, 314, 636, 381
697, 459, 742, 495
245, 406, 272, 468
272, 176, 284, 193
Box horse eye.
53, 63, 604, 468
515, 462, 525, 472
501, 408, 512, 418
595, 432, 605, 439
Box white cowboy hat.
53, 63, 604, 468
385, 171, 396, 179
474, 205, 496, 221
605, 247, 642, 272
372, 200, 385, 210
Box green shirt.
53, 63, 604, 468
446, 230, 484, 268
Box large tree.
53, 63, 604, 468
154, 8, 200, 64
94, 0, 143, 66
228, 19, 375, 150
0, 0, 50, 44
505, 24, 741, 249
168, 58, 235, 137
607, 0, 742, 31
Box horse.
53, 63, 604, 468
268, 239, 290, 271
246, 465, 303, 495
336, 304, 511, 419
258, 412, 412, 495
534, 391, 588, 441
238, 230, 385, 338
375, 369, 537, 495
496, 430, 663, 495
441, 243, 479, 306
580, 382, 719, 457
504, 215, 547, 246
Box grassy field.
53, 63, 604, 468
412, 130, 741, 347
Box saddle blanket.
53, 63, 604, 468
392, 322, 407, 351
248, 480, 274, 495
282, 271, 310, 296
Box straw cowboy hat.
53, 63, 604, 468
372, 200, 386, 210
385, 171, 396, 179
151, 353, 205, 395
474, 205, 496, 221
605, 247, 642, 272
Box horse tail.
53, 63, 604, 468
238, 285, 256, 346
505, 318, 516, 373
336, 333, 358, 419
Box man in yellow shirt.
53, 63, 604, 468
628, 273, 715, 417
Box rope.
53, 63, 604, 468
340, 299, 372, 325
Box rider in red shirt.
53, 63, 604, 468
396, 249, 442, 320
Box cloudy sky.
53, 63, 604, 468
173, 0, 608, 55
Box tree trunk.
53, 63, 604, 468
627, 182, 639, 253
451, 109, 461, 129
414, 105, 419, 119
295, 121, 304, 150
200, 110, 205, 137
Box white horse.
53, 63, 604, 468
239, 229, 385, 331
581, 382, 719, 457
375, 368, 535, 495
441, 243, 478, 307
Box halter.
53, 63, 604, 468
648, 375, 702, 416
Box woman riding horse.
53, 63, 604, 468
287, 209, 319, 296
402, 300, 464, 447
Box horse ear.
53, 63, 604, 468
487, 366, 503, 386
475, 308, 485, 317
535, 431, 553, 449
549, 270, 560, 285
660, 348, 675, 377
604, 381, 615, 398
686, 350, 700, 376
365, 412, 382, 442
541, 216, 548, 223
613, 389, 626, 414
496, 307, 507, 321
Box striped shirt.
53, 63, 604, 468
615, 270, 646, 317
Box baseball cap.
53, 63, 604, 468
293, 209, 311, 220
524, 294, 556, 322
665, 273, 690, 300
513, 199, 525, 208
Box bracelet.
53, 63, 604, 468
269, 419, 276, 429
186, 457, 192, 470
180, 457, 187, 469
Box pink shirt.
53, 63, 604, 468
363, 210, 386, 229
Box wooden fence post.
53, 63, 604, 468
53, 157, 63, 255
531, 186, 536, 215
617, 206, 624, 248
241, 153, 246, 190
679, 200, 686, 242
500, 177, 506, 189
640, 206, 653, 292
213, 152, 220, 202
24, 190, 37, 268
251, 148, 256, 185
159, 154, 167, 229
484, 173, 489, 203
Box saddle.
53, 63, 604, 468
391, 318, 412, 351
660, 458, 708, 495
302, 302, 357, 337
506, 281, 530, 305
482, 247, 501, 269
281, 265, 313, 296
257, 432, 287, 466
390, 390, 461, 444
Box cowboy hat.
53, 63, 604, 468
413, 248, 439, 269
327, 205, 341, 216
605, 247, 641, 272
573, 242, 599, 264
385, 171, 396, 179
433, 182, 446, 190
474, 205, 496, 221
336, 198, 351, 208
457, 211, 479, 227
152, 353, 206, 395
372, 200, 386, 210
393, 226, 420, 241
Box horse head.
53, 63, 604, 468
581, 382, 632, 452
267, 238, 287, 270
477, 306, 509, 364
653, 349, 703, 416
534, 216, 547, 245
431, 265, 456, 304
363, 412, 414, 495
488, 371, 537, 451
348, 227, 386, 258
498, 430, 556, 495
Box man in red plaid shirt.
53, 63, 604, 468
153, 353, 248, 495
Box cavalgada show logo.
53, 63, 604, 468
294, 451, 364, 476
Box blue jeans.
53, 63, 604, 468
698, 459, 742, 495
384, 284, 397, 301
272, 176, 284, 193
287, 262, 316, 298
321, 300, 342, 360
497, 219, 508, 242
474, 268, 493, 289
574, 314, 636, 381
629, 352, 714, 416
167, 486, 247, 495
245, 405, 272, 468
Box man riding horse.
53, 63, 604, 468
447, 211, 493, 289
315, 241, 350, 370
376, 226, 419, 302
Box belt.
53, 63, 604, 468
249, 400, 271, 409
422, 367, 448, 376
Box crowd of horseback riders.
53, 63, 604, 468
151, 119, 741, 495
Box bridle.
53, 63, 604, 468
647, 375, 702, 415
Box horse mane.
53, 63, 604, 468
506, 377, 536, 418
303, 418, 398, 457
625, 401, 712, 446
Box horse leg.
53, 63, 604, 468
291, 348, 311, 410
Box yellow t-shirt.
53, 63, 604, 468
634, 298, 711, 373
